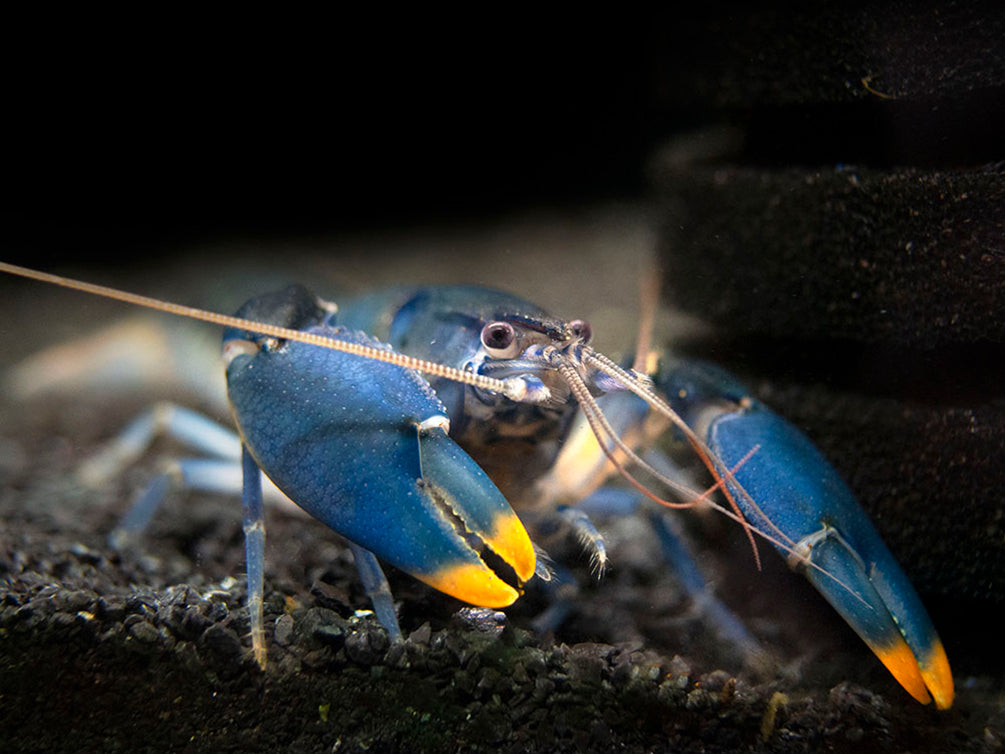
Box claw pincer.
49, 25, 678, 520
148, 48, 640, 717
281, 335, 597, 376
223, 285, 535, 608
658, 359, 953, 708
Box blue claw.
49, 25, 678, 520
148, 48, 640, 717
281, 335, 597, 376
223, 292, 535, 609
660, 359, 954, 708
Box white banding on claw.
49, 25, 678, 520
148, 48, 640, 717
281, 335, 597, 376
417, 415, 451, 434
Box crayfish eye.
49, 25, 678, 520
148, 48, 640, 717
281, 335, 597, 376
569, 319, 592, 344
480, 321, 520, 359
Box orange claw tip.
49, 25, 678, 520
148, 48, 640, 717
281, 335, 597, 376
484, 511, 536, 584
418, 562, 521, 608
870, 634, 955, 710
871, 636, 933, 706
920, 639, 954, 710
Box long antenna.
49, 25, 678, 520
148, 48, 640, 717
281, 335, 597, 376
0, 262, 526, 400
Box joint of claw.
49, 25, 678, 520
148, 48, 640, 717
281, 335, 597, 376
786, 526, 874, 609
786, 525, 849, 572
417, 415, 450, 435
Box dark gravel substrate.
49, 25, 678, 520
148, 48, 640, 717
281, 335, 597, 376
1, 375, 1001, 753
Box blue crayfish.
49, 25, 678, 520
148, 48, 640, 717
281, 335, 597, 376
0, 261, 954, 709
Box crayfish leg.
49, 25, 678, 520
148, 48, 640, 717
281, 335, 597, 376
241, 446, 268, 669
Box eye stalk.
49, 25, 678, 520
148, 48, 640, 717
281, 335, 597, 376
569, 319, 592, 344
480, 321, 521, 359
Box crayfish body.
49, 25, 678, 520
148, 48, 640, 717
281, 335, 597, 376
0, 261, 954, 708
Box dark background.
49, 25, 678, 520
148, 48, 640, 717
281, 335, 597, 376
4, 22, 657, 263
5, 6, 996, 266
